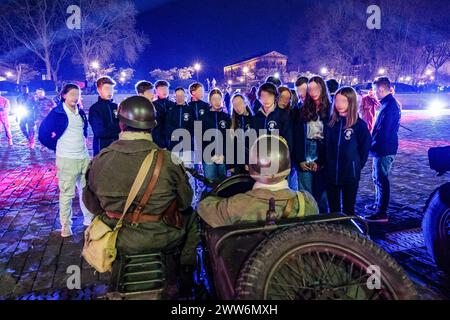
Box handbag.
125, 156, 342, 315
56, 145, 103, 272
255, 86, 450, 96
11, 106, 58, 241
82, 149, 157, 273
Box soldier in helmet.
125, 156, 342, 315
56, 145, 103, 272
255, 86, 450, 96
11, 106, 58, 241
197, 135, 319, 227
82, 95, 199, 297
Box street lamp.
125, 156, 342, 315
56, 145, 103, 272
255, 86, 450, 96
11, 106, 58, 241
378, 68, 385, 75
320, 67, 328, 76
194, 63, 201, 82
274, 72, 280, 79
91, 61, 100, 69
5, 71, 13, 78
425, 69, 433, 76
227, 80, 233, 86
121, 71, 126, 77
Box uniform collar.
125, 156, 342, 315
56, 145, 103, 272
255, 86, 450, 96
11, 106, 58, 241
119, 131, 153, 141
253, 179, 289, 191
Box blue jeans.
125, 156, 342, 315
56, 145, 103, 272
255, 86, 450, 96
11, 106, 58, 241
297, 139, 328, 213
372, 155, 395, 214
203, 163, 227, 181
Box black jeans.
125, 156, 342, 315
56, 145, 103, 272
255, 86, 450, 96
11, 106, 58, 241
326, 182, 359, 215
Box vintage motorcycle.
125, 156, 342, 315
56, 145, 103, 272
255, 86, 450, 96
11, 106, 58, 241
104, 172, 419, 300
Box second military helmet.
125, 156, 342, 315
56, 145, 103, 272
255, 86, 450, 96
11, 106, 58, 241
118, 96, 157, 130
248, 134, 291, 184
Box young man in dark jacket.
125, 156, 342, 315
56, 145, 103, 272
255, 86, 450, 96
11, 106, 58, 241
252, 82, 292, 148
188, 82, 209, 120
39, 83, 93, 237
88, 76, 120, 156
152, 80, 176, 148
364, 77, 401, 223
165, 87, 195, 152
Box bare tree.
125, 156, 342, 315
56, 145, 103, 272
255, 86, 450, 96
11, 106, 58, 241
0, 0, 68, 88
68, 0, 148, 79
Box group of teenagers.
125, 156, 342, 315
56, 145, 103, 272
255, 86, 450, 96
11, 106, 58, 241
121, 74, 401, 224
37, 72, 400, 239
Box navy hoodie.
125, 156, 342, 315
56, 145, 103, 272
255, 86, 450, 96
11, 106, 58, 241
189, 100, 210, 120
88, 97, 120, 156
199, 108, 231, 160
230, 112, 254, 167
165, 103, 196, 151
318, 117, 371, 185
38, 102, 88, 151
152, 98, 176, 149
370, 93, 401, 157
253, 104, 292, 149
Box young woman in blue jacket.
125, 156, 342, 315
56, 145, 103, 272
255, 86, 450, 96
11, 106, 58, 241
319, 86, 371, 215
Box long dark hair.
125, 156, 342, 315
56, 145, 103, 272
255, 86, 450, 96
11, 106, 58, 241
328, 86, 358, 129
231, 93, 253, 130
298, 76, 331, 122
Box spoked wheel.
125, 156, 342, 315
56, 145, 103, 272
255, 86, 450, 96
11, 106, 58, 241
235, 224, 419, 300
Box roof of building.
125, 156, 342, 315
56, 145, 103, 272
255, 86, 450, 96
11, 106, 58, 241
225, 51, 288, 68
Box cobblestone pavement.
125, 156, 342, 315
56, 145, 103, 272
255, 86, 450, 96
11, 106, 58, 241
0, 110, 449, 300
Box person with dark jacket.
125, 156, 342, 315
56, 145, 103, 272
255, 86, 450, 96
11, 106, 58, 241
16, 85, 37, 148
318, 87, 371, 215
253, 82, 292, 147
152, 80, 176, 148
188, 82, 209, 120
166, 87, 196, 152
230, 93, 254, 174
199, 89, 231, 181
292, 76, 331, 213
88, 76, 120, 156
39, 83, 93, 237
363, 77, 401, 223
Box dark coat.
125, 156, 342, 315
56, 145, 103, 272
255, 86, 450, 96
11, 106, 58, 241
165, 103, 196, 151
88, 97, 120, 156
370, 93, 401, 157
188, 100, 210, 120
319, 117, 371, 185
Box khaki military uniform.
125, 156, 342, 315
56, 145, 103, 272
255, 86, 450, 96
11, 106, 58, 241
83, 133, 198, 264
198, 187, 319, 228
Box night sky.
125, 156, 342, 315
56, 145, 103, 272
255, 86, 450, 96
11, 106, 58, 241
132, 0, 307, 80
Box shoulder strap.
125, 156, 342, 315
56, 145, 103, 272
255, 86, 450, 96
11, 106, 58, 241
282, 197, 295, 219
131, 149, 165, 224
296, 192, 306, 218
114, 149, 157, 230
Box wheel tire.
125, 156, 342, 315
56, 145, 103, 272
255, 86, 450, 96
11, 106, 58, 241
235, 224, 419, 300
422, 183, 450, 273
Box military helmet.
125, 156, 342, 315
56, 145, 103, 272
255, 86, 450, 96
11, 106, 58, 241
118, 96, 157, 130
248, 134, 291, 184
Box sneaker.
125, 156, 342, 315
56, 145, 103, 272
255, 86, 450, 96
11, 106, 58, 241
362, 212, 388, 223
61, 225, 73, 237
364, 204, 377, 211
